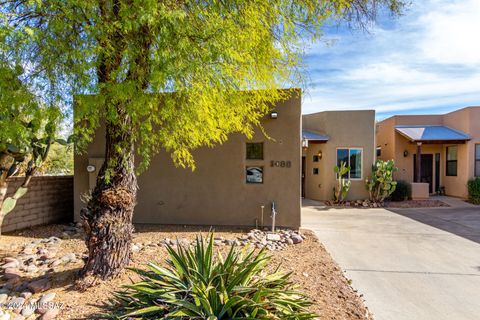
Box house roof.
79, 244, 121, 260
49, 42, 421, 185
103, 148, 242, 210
302, 130, 329, 142
395, 125, 470, 143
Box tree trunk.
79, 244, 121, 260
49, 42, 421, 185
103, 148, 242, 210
79, 116, 137, 282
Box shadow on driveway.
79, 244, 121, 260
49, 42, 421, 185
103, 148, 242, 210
386, 207, 480, 245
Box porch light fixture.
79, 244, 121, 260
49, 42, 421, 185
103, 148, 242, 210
87, 165, 96, 173
270, 111, 278, 119
403, 150, 409, 157
317, 150, 323, 159
302, 138, 309, 149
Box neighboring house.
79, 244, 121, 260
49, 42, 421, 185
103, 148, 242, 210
376, 106, 480, 198
74, 90, 302, 228
302, 110, 376, 201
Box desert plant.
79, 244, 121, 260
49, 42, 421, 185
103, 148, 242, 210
390, 180, 410, 201
333, 161, 351, 203
105, 234, 317, 320
365, 160, 397, 203
0, 65, 68, 235
467, 177, 480, 205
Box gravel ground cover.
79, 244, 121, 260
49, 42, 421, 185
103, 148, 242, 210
1, 224, 372, 320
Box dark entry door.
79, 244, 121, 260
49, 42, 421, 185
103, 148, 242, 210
414, 154, 433, 193
301, 156, 306, 198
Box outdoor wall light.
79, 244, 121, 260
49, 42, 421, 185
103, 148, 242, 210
403, 150, 409, 157
317, 150, 323, 159
86, 165, 96, 173
302, 138, 309, 149
270, 111, 278, 119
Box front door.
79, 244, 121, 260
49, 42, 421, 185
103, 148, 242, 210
414, 154, 433, 193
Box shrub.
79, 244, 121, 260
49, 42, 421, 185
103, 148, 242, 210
467, 177, 480, 205
105, 234, 317, 319
390, 180, 411, 201
365, 159, 397, 203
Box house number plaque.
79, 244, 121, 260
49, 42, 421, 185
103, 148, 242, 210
270, 160, 291, 168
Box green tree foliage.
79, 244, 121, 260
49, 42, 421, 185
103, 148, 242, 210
0, 0, 405, 279
40, 143, 74, 176
0, 64, 64, 234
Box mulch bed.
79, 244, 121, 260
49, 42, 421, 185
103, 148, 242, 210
1, 224, 372, 320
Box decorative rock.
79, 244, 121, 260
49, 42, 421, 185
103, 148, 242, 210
21, 299, 37, 317
4, 268, 21, 280
286, 238, 294, 245
132, 244, 141, 252
28, 278, 51, 293
8, 297, 25, 314
25, 265, 38, 273
20, 292, 32, 299
291, 234, 303, 244
0, 294, 8, 304
39, 293, 56, 305
2, 262, 19, 269
60, 253, 76, 263
3, 258, 20, 266
40, 308, 59, 320
266, 233, 281, 241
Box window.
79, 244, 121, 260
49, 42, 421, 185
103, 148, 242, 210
475, 144, 480, 177
313, 168, 319, 175
246, 166, 263, 184
446, 146, 458, 176
246, 143, 263, 160
336, 148, 362, 179
313, 155, 319, 162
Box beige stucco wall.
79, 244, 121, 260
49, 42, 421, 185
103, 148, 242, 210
302, 110, 376, 201
376, 106, 480, 198
74, 91, 302, 228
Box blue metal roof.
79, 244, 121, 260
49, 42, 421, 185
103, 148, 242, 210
395, 125, 470, 142
302, 130, 329, 142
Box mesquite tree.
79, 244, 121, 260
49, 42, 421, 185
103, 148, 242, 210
0, 65, 64, 234
0, 0, 404, 282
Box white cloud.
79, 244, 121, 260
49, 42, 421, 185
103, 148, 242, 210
419, 0, 480, 65
303, 0, 480, 117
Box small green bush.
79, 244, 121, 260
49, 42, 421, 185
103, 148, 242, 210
467, 177, 480, 204
105, 234, 317, 319
390, 180, 410, 201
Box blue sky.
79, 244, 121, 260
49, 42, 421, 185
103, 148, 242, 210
301, 0, 480, 120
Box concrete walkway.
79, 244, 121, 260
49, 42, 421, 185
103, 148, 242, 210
302, 201, 480, 320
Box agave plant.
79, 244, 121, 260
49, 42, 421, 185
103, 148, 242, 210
105, 234, 317, 319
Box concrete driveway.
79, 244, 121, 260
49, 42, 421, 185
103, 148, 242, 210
302, 201, 480, 320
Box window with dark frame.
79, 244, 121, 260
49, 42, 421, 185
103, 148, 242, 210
313, 168, 319, 175
246, 143, 263, 160
475, 144, 480, 177
313, 155, 319, 162
446, 146, 458, 176
336, 148, 362, 179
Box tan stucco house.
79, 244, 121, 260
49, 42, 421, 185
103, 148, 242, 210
75, 90, 303, 228
376, 106, 480, 198
301, 110, 376, 201
74, 92, 379, 228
